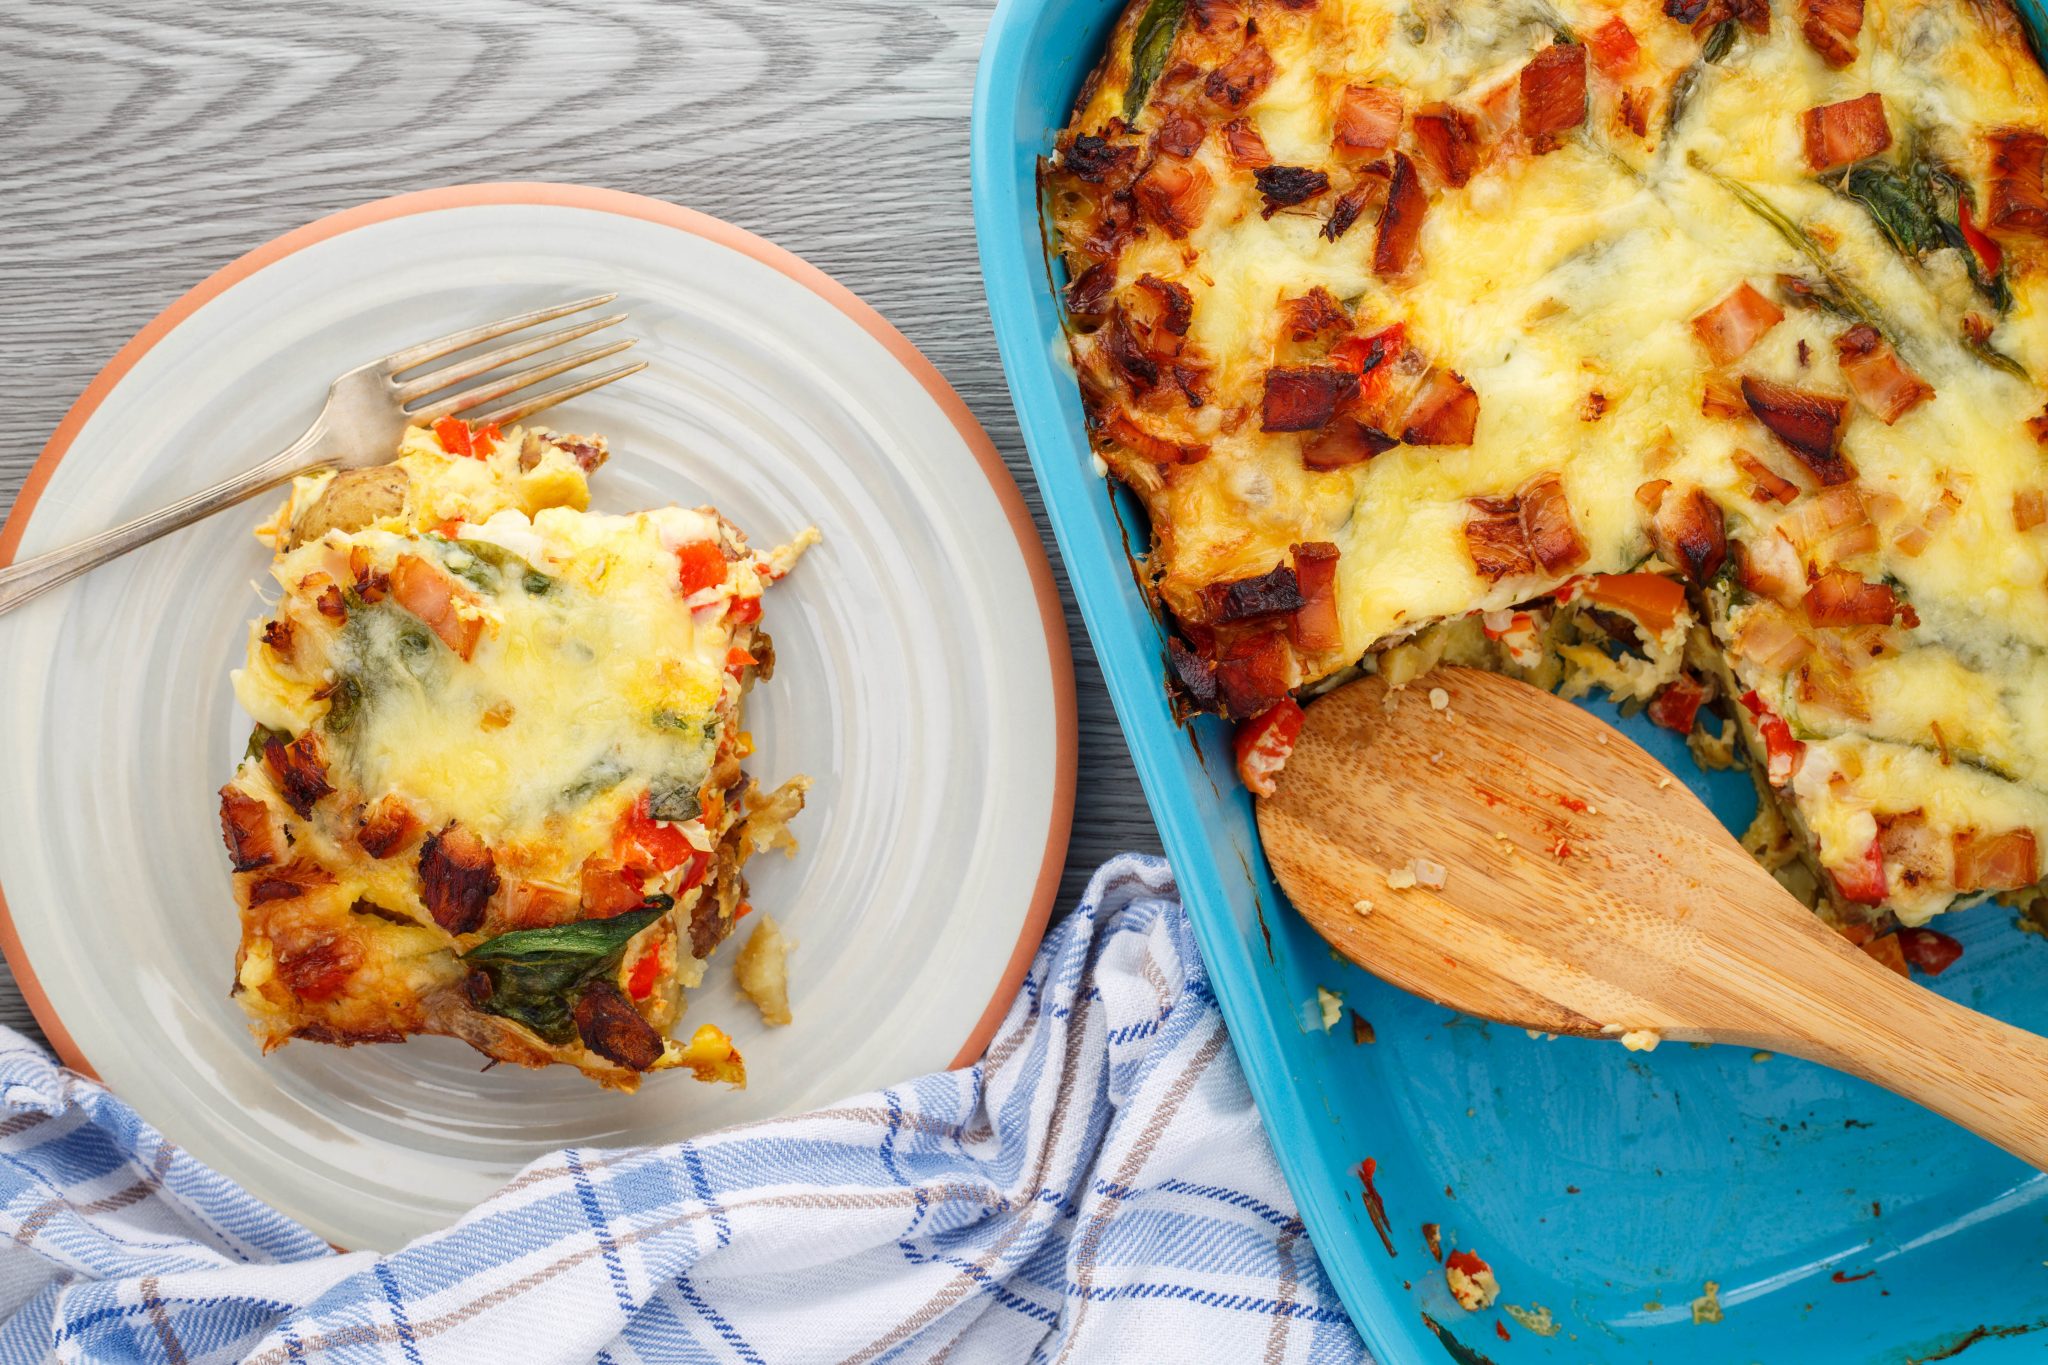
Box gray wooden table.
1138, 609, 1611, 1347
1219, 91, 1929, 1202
0, 0, 1163, 1049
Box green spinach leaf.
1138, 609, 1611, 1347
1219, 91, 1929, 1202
1691, 154, 1890, 334
245, 724, 290, 762
1840, 162, 1943, 255
1123, 0, 1187, 123
321, 675, 364, 736
647, 776, 704, 824
461, 906, 666, 1044
561, 755, 630, 805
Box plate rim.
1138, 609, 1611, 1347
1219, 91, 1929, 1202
0, 180, 1078, 1084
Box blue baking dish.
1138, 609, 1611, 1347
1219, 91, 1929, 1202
974, 4, 2048, 1361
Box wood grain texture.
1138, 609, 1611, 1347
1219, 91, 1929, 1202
1261, 668, 2048, 1171
0, 0, 1164, 1048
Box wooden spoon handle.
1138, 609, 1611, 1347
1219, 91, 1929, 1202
1723, 928, 2048, 1170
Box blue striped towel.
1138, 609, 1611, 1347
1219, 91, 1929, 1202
0, 855, 1367, 1363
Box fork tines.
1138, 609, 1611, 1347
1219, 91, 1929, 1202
387, 294, 645, 428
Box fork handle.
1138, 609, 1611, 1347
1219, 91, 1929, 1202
0, 431, 331, 618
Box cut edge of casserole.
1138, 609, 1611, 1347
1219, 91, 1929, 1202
1044, 0, 2048, 967
219, 419, 815, 1090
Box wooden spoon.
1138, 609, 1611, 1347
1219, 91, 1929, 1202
1258, 666, 2048, 1170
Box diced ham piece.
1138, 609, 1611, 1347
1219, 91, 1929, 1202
262, 732, 333, 819
1335, 85, 1404, 154
503, 881, 581, 930
1221, 117, 1272, 167
1134, 159, 1214, 237
1741, 376, 1852, 484
2016, 488, 2048, 532
1691, 283, 1783, 365
1062, 133, 1138, 183
1464, 496, 1536, 581
243, 857, 337, 907
1519, 43, 1587, 152
1588, 17, 1641, 78
1106, 412, 1206, 466
1833, 324, 1931, 424
1652, 486, 1728, 584
1521, 474, 1588, 573
1701, 376, 1749, 421
1168, 636, 1221, 713
1462, 474, 1588, 581
1778, 484, 1877, 564
418, 823, 499, 935
1262, 366, 1361, 432
1803, 569, 1917, 627
1154, 107, 1207, 158
1735, 532, 1810, 608
1732, 602, 1813, 672
1412, 104, 1480, 188
1134, 273, 1194, 337
219, 787, 277, 872
1373, 152, 1427, 277
1213, 631, 1294, 719
1290, 542, 1342, 652
1734, 450, 1800, 504
1102, 310, 1162, 392
1320, 189, 1372, 243
1064, 260, 1117, 317
1187, 0, 1245, 35
1953, 828, 2038, 892
1801, 92, 1891, 173
1204, 41, 1275, 111
1301, 416, 1398, 469
390, 554, 484, 661
1987, 129, 2048, 239
277, 931, 362, 1002
1400, 369, 1480, 446
573, 980, 666, 1071
1254, 164, 1331, 217
1202, 563, 1304, 624
1797, 0, 1862, 67
357, 794, 422, 859
1281, 287, 1349, 341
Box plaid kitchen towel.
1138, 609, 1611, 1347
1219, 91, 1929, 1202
0, 856, 1368, 1363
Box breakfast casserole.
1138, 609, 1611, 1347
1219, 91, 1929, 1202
218, 418, 813, 1089
1046, 0, 2048, 953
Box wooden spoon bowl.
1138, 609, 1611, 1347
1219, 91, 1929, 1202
1258, 667, 2048, 1169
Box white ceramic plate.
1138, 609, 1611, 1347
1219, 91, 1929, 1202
0, 185, 1075, 1250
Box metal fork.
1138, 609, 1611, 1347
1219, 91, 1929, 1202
0, 294, 645, 617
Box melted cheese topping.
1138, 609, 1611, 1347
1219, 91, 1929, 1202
224, 424, 813, 1085
1054, 0, 2048, 922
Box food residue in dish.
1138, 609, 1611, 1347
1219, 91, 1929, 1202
1316, 985, 1344, 1030
1692, 1280, 1724, 1326
1354, 1157, 1398, 1257
1446, 1249, 1500, 1311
